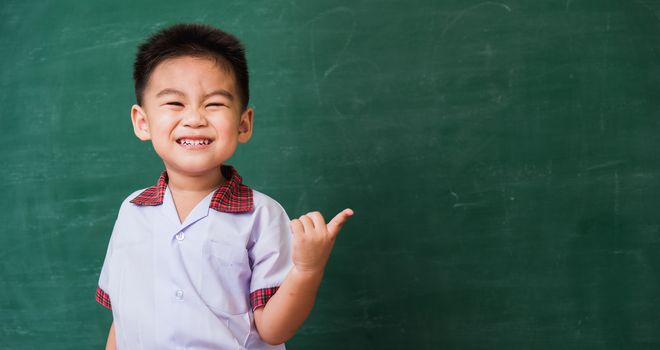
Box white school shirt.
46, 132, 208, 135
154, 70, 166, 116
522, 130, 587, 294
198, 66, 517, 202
96, 166, 293, 350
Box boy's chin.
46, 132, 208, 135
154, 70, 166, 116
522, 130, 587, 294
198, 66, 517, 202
164, 162, 225, 177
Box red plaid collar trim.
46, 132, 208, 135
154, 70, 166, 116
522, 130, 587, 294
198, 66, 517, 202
130, 165, 254, 213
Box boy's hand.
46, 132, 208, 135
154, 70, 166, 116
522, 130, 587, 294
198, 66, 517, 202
254, 209, 354, 344
290, 209, 353, 274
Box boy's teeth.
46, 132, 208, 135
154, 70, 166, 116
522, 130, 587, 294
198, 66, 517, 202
179, 139, 210, 145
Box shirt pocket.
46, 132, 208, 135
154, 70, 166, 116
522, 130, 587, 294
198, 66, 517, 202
200, 240, 251, 315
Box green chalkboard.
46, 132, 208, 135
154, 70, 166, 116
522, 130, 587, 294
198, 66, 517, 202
2, 0, 660, 348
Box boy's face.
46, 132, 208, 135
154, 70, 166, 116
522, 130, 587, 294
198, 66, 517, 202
131, 56, 253, 179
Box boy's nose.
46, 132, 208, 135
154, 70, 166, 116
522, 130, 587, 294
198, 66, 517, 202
182, 110, 207, 127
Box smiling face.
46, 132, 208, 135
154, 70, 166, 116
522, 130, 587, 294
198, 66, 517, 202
131, 55, 253, 179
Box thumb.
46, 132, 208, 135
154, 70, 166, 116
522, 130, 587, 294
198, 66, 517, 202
327, 208, 354, 236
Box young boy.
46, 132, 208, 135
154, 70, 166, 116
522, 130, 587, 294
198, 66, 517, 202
96, 23, 353, 349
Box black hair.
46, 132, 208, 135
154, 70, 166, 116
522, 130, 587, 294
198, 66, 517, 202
133, 23, 249, 109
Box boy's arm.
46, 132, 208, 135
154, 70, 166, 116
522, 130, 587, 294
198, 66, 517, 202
253, 209, 353, 345
105, 322, 116, 350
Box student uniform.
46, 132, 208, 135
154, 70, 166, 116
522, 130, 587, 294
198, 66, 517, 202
96, 165, 293, 350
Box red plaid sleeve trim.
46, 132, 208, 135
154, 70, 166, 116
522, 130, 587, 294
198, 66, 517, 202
96, 286, 112, 310
250, 287, 279, 310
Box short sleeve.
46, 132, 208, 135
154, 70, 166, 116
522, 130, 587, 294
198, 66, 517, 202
96, 239, 113, 309
247, 198, 294, 310
95, 192, 140, 310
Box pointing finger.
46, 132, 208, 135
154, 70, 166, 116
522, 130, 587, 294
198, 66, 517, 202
327, 208, 354, 236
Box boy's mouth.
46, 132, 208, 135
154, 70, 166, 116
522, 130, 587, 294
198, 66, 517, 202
176, 137, 213, 149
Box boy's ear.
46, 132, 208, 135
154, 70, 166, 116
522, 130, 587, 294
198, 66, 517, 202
238, 107, 254, 144
131, 104, 151, 141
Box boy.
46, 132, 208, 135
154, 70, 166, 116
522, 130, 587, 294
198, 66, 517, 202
96, 23, 353, 349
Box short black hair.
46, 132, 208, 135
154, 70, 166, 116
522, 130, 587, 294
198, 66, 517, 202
133, 23, 249, 109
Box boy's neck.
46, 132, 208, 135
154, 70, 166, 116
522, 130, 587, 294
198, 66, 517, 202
166, 166, 226, 196
165, 166, 226, 224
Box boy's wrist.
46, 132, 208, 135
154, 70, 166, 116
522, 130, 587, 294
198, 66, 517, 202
290, 265, 325, 283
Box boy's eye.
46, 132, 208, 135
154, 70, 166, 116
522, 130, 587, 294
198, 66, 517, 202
166, 102, 184, 107
206, 103, 226, 108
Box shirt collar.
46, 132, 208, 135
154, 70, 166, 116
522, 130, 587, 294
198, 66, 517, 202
130, 165, 254, 213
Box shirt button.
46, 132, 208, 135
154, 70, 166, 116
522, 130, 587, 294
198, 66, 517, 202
175, 232, 185, 241
175, 289, 184, 300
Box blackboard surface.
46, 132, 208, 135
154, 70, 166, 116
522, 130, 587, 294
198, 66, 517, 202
2, 0, 660, 349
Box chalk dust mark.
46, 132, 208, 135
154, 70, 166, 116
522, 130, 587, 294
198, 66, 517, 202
57, 38, 140, 57
302, 6, 356, 53
636, 0, 660, 21
325, 57, 381, 117
586, 160, 625, 171
453, 202, 486, 208
441, 2, 512, 37
310, 32, 322, 103
429, 2, 512, 84
0, 228, 65, 259
277, 2, 295, 22
423, 9, 439, 78
614, 170, 620, 218
305, 7, 357, 103
606, 13, 611, 32
499, 181, 510, 227
295, 192, 309, 215
324, 63, 339, 78
597, 13, 611, 135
